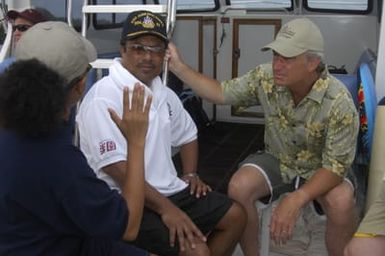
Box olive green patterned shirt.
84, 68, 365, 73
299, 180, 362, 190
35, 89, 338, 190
222, 63, 359, 183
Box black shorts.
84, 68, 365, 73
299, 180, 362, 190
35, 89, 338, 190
131, 186, 233, 256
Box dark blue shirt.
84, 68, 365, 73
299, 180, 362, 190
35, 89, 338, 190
0, 124, 144, 256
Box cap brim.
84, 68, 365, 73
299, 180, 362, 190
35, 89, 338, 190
124, 31, 168, 43
15, 21, 97, 83
261, 40, 307, 58
81, 36, 97, 63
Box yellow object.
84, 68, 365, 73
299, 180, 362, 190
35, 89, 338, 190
354, 232, 378, 238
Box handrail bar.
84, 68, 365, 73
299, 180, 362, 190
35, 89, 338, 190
162, 0, 177, 86
83, 5, 166, 14
66, 0, 74, 27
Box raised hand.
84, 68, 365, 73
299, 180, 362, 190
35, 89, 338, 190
108, 83, 152, 145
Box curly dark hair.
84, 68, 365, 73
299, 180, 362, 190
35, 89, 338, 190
0, 59, 66, 137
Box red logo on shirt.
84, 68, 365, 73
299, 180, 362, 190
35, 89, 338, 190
99, 140, 116, 155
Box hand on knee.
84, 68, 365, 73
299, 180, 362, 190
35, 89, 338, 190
180, 241, 210, 256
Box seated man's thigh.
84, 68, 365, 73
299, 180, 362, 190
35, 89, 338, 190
132, 189, 232, 256
132, 209, 180, 256
170, 187, 233, 235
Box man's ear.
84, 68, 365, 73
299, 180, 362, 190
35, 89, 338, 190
68, 77, 87, 105
120, 44, 126, 55
308, 57, 321, 72
74, 76, 87, 96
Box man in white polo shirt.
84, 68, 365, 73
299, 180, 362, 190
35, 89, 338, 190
76, 10, 246, 256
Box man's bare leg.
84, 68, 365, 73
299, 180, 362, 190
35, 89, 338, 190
320, 181, 358, 256
344, 236, 385, 256
227, 166, 271, 256
207, 201, 247, 256
180, 238, 211, 256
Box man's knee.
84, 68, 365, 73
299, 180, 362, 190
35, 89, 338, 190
180, 240, 210, 256
227, 166, 269, 201
343, 241, 354, 256
320, 181, 355, 215
343, 238, 363, 256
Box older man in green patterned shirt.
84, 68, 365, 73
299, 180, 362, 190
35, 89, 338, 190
167, 18, 359, 256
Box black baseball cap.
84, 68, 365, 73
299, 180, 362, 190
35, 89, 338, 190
121, 10, 168, 43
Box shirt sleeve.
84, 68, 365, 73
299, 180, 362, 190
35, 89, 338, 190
322, 92, 359, 177
78, 97, 127, 172
221, 66, 264, 107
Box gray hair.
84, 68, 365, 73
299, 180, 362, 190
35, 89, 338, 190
305, 50, 325, 73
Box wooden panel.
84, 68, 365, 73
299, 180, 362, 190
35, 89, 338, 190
231, 18, 281, 118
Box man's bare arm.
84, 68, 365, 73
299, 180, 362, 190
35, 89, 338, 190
166, 42, 225, 104
179, 140, 211, 197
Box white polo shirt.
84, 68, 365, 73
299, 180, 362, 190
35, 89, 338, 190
76, 58, 197, 196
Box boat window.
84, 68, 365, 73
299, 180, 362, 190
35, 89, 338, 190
92, 0, 144, 28
31, 0, 84, 28
157, 0, 219, 12
225, 0, 292, 9
304, 0, 371, 13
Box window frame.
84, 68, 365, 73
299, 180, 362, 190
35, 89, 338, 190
225, 0, 294, 11
303, 0, 373, 14
155, 0, 220, 13
92, 0, 148, 30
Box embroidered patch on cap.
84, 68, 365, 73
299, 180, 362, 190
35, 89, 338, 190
121, 10, 168, 42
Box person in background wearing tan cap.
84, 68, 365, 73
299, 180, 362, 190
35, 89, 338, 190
77, 10, 246, 256
0, 21, 151, 256
6, 8, 50, 42
167, 18, 359, 256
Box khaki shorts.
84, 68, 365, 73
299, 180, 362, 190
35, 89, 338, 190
239, 151, 288, 204
355, 182, 385, 237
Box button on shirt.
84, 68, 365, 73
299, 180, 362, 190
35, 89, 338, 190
221, 63, 359, 183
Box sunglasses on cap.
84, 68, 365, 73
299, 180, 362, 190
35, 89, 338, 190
12, 24, 32, 32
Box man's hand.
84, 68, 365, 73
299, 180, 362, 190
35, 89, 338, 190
165, 42, 184, 74
269, 189, 309, 245
181, 174, 212, 198
161, 204, 206, 252
108, 83, 152, 145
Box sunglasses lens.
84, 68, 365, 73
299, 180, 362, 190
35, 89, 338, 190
13, 25, 31, 32
129, 44, 165, 54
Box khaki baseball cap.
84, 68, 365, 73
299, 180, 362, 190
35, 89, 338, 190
261, 18, 324, 58
15, 21, 97, 85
